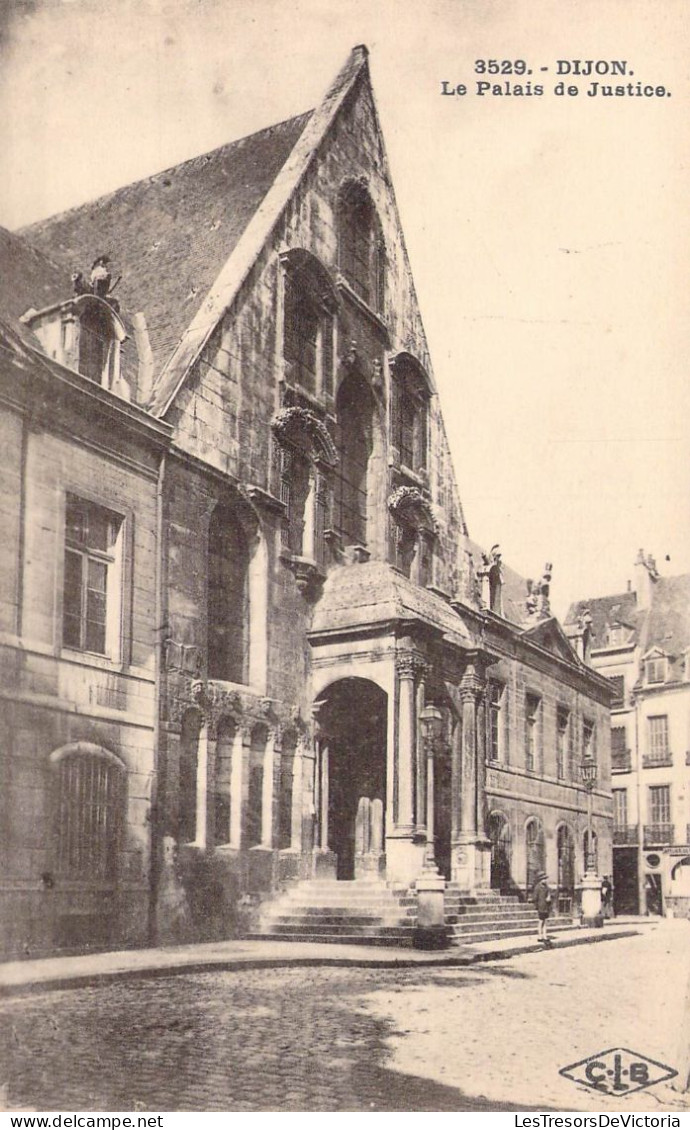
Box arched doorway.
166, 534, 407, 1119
525, 817, 545, 893
557, 824, 575, 914
315, 678, 387, 880
489, 811, 513, 893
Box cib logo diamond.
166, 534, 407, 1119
560, 1047, 677, 1096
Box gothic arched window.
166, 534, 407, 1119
338, 182, 384, 311
333, 373, 373, 548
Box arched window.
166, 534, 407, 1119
489, 811, 512, 892
75, 297, 124, 388
208, 504, 250, 684
51, 744, 124, 881
557, 824, 575, 912
333, 373, 373, 547
391, 355, 429, 474
281, 249, 337, 398
525, 817, 545, 892
246, 724, 268, 848
179, 710, 201, 844
338, 182, 384, 311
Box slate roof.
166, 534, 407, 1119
565, 591, 640, 649
18, 112, 313, 380
0, 226, 69, 328
566, 574, 690, 661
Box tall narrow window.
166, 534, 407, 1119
648, 785, 671, 829
179, 710, 201, 844
488, 681, 505, 762
246, 725, 267, 848
647, 715, 669, 763
278, 731, 297, 850
613, 788, 628, 829
338, 182, 384, 310
333, 373, 373, 547
525, 694, 541, 772
526, 818, 545, 892
214, 718, 236, 847
53, 746, 123, 881
556, 708, 569, 779
208, 505, 250, 684
391, 356, 429, 474
63, 495, 122, 657
583, 719, 596, 767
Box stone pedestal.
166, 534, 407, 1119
413, 874, 449, 949
385, 833, 426, 884
581, 873, 603, 927
451, 835, 492, 892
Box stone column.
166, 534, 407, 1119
195, 723, 209, 849
415, 677, 427, 836
387, 651, 427, 884
451, 658, 490, 891
319, 741, 330, 851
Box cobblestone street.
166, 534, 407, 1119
2, 921, 689, 1112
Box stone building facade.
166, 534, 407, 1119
566, 551, 690, 917
0, 46, 610, 955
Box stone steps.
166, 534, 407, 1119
250, 879, 570, 949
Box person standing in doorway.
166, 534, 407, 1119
533, 871, 553, 943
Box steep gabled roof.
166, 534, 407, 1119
19, 111, 313, 389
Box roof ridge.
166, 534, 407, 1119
17, 110, 313, 239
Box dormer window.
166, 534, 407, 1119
645, 655, 667, 685
77, 298, 123, 386
22, 294, 126, 392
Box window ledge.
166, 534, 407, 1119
336, 275, 389, 339
279, 550, 326, 595
390, 460, 429, 490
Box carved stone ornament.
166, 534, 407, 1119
271, 407, 338, 467
387, 486, 437, 533
395, 651, 429, 680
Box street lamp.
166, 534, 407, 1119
581, 753, 597, 874
419, 705, 444, 875
580, 752, 603, 927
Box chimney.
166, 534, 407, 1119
633, 548, 658, 610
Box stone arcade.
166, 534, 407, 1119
0, 46, 611, 955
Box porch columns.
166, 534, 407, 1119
318, 741, 330, 850
396, 653, 418, 830
386, 650, 427, 883
451, 657, 491, 891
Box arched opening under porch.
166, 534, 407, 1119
314, 677, 387, 881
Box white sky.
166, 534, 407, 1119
1, 0, 688, 619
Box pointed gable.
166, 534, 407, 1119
522, 617, 583, 666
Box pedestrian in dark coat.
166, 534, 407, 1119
532, 871, 552, 943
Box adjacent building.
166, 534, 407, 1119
566, 551, 690, 916
0, 46, 611, 956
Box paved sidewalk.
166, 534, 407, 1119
0, 918, 655, 997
